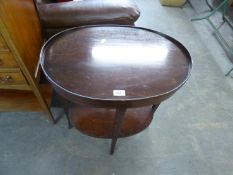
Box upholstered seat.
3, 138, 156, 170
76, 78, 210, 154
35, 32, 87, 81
34, 0, 140, 38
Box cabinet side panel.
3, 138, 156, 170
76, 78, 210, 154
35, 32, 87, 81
0, 0, 43, 75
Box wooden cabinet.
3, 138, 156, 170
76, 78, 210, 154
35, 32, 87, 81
0, 51, 19, 69
0, 0, 54, 123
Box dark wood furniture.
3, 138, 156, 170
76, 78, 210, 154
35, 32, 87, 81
0, 0, 55, 122
34, 0, 140, 38
40, 25, 192, 154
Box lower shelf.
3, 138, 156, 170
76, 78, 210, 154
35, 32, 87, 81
70, 106, 154, 138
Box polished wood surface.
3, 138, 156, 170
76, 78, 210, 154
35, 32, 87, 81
0, 0, 54, 122
0, 71, 27, 86
0, 0, 42, 75
41, 26, 192, 107
71, 106, 154, 138
41, 25, 192, 153
0, 34, 9, 51
0, 52, 18, 69
0, 84, 52, 112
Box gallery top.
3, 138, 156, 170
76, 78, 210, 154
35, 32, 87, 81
40, 25, 192, 107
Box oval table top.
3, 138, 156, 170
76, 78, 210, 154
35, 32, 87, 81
40, 25, 192, 107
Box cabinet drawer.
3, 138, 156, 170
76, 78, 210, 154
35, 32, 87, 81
0, 34, 8, 51
0, 52, 18, 68
0, 72, 27, 85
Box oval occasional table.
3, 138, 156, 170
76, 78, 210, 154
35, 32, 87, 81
40, 25, 192, 154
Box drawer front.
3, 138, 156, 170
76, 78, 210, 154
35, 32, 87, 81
0, 33, 8, 51
0, 72, 27, 85
0, 52, 18, 68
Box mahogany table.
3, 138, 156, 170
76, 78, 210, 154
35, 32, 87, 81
40, 25, 192, 154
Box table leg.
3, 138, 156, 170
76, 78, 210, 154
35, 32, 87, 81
63, 101, 72, 129
152, 104, 160, 113
53, 91, 73, 129
110, 107, 127, 155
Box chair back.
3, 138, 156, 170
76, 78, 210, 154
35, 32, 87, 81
34, 0, 56, 4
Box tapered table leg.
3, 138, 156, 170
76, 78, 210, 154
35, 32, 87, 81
152, 103, 160, 113
63, 101, 72, 129
53, 91, 73, 129
110, 107, 127, 154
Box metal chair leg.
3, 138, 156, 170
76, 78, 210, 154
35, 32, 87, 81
225, 67, 233, 76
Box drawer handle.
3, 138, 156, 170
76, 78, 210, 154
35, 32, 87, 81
0, 75, 13, 84
0, 59, 3, 66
